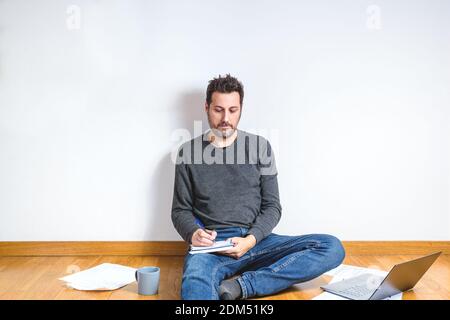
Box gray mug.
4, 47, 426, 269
135, 266, 160, 295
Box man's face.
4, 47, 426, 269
205, 91, 241, 138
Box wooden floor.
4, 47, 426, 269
0, 255, 448, 300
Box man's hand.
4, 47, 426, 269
219, 235, 257, 259
191, 228, 217, 246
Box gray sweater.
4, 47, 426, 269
171, 129, 282, 244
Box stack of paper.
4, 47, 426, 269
313, 264, 403, 300
59, 263, 137, 291
189, 239, 234, 254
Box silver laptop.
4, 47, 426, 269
320, 251, 441, 300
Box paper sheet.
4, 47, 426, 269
59, 263, 137, 291
313, 264, 403, 300
325, 264, 388, 281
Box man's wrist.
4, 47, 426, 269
245, 234, 257, 247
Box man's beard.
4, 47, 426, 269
207, 114, 236, 138
211, 127, 235, 139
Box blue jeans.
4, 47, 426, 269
181, 227, 346, 300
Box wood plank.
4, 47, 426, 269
0, 254, 448, 300
1, 241, 448, 256
12, 256, 74, 300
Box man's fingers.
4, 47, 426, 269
194, 239, 214, 246
204, 229, 217, 239
191, 230, 214, 246
197, 237, 214, 246
203, 239, 214, 246
198, 229, 215, 240
195, 234, 214, 246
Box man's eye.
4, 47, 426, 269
215, 109, 223, 112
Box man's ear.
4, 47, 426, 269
204, 102, 209, 113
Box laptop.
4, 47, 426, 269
320, 251, 442, 300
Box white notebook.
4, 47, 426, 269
189, 239, 234, 254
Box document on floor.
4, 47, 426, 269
59, 263, 137, 291
313, 264, 403, 300
189, 239, 234, 254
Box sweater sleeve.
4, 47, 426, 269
246, 139, 282, 243
171, 161, 200, 244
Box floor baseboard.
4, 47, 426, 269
0, 241, 448, 256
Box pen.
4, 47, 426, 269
194, 217, 205, 229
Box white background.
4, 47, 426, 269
1, 0, 449, 240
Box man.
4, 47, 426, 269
171, 74, 345, 300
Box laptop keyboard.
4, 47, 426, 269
339, 285, 374, 298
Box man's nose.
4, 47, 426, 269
223, 110, 230, 122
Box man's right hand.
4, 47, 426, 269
191, 228, 217, 246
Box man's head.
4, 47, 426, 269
205, 74, 244, 138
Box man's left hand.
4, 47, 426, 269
219, 235, 257, 259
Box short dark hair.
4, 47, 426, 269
206, 74, 244, 107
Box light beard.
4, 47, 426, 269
211, 127, 236, 139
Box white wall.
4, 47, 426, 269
0, 0, 449, 241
